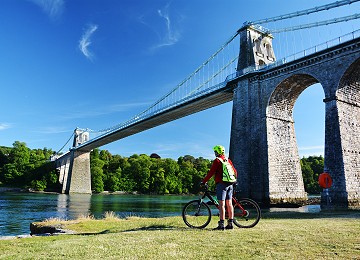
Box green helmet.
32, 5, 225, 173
213, 145, 225, 155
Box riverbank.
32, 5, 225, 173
0, 211, 359, 259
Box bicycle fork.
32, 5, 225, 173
194, 199, 204, 216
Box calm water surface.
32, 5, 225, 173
0, 192, 194, 237
0, 192, 321, 237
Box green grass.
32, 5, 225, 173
0, 210, 359, 259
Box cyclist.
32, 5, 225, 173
201, 145, 237, 230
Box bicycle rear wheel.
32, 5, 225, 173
233, 198, 261, 228
182, 200, 212, 229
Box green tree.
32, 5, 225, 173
10, 141, 30, 167
127, 154, 151, 193
301, 155, 324, 194
1, 141, 31, 185
162, 158, 181, 194
301, 160, 315, 191
104, 167, 122, 192
178, 160, 198, 194
30, 179, 47, 191
90, 149, 105, 193
149, 159, 166, 194
91, 166, 104, 193
0, 142, 58, 191
0, 146, 11, 167
2, 163, 20, 184
117, 157, 135, 192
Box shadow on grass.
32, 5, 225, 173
67, 225, 185, 236
261, 209, 360, 219
74, 229, 112, 236
122, 224, 182, 232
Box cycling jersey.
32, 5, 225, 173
202, 155, 237, 184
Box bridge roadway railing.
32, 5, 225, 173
72, 29, 360, 153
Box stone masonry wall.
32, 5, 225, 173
328, 59, 360, 208
231, 39, 360, 208
68, 150, 91, 194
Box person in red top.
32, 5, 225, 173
201, 145, 237, 230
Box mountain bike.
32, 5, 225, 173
182, 183, 261, 229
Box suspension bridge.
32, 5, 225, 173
55, 1, 360, 209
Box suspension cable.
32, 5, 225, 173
271, 13, 360, 33
247, 0, 360, 25
56, 131, 75, 154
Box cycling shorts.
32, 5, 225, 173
216, 182, 233, 201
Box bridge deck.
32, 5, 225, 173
76, 86, 235, 152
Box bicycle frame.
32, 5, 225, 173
198, 187, 248, 218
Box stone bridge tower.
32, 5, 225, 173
230, 23, 304, 206
57, 129, 91, 194
237, 23, 276, 70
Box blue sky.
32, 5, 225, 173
0, 0, 359, 159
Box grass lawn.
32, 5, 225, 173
0, 210, 359, 259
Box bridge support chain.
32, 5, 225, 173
63, 150, 92, 194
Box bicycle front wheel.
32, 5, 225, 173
233, 198, 261, 228
182, 200, 212, 229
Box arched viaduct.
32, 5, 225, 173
230, 36, 360, 208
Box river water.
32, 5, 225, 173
0, 192, 194, 237
0, 192, 321, 237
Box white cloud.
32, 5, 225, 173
150, 3, 182, 50
29, 0, 64, 21
0, 123, 12, 130
79, 24, 98, 61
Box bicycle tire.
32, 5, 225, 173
182, 199, 212, 229
233, 198, 261, 228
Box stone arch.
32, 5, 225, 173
266, 74, 322, 204
337, 57, 360, 103
324, 57, 360, 208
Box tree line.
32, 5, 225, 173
0, 141, 59, 191
90, 149, 213, 194
0, 141, 324, 194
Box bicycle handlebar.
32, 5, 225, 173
199, 182, 209, 191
